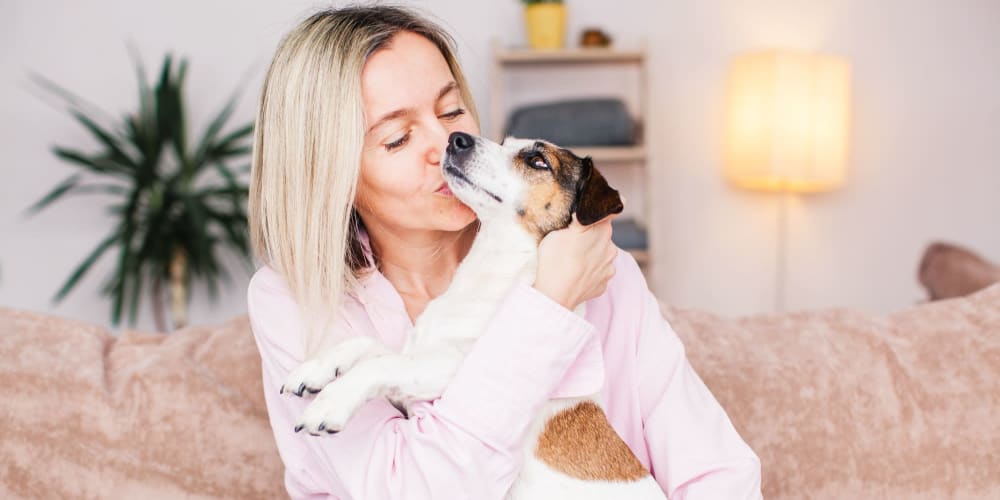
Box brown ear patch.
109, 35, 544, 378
574, 158, 624, 225
534, 401, 649, 481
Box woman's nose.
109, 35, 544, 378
426, 120, 451, 165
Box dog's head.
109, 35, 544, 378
442, 132, 623, 241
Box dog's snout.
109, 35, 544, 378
447, 132, 474, 155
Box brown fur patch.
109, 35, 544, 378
513, 143, 577, 240
534, 401, 649, 481
517, 181, 573, 240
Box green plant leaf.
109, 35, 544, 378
209, 144, 252, 161
24, 173, 82, 216
52, 229, 121, 303
128, 49, 161, 174
192, 88, 246, 170
69, 110, 136, 167
25, 179, 129, 218
28, 72, 118, 127
52, 147, 133, 177
206, 123, 253, 160
127, 257, 146, 326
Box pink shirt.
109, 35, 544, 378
247, 246, 762, 499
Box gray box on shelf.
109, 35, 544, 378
503, 98, 636, 146
611, 217, 647, 250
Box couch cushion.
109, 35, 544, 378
3, 284, 998, 499
666, 283, 1000, 500
0, 309, 284, 499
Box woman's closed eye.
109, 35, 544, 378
385, 131, 410, 152
439, 108, 466, 121
383, 108, 466, 152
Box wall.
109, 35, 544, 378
1, 0, 997, 332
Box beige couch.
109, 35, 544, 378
2, 244, 998, 499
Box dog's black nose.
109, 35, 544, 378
447, 132, 474, 155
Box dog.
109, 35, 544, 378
280, 132, 666, 499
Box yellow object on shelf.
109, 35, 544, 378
524, 3, 566, 50
723, 50, 851, 193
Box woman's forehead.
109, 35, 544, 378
361, 32, 457, 120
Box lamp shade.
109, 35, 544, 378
723, 50, 851, 192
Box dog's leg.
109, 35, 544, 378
295, 348, 464, 435
281, 337, 389, 396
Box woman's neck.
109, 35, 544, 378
367, 220, 479, 303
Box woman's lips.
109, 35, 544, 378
435, 182, 453, 196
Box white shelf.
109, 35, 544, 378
495, 47, 645, 64
491, 39, 652, 273
571, 145, 646, 163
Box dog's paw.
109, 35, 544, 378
280, 337, 382, 397
281, 358, 336, 397
294, 379, 369, 435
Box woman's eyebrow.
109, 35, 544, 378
437, 81, 458, 100
367, 108, 411, 135
366, 82, 460, 136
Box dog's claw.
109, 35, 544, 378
295, 383, 306, 396
318, 422, 326, 431
306, 386, 321, 394
294, 424, 304, 433
279, 385, 285, 395
326, 428, 339, 435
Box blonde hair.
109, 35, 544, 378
249, 5, 480, 357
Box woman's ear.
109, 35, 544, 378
573, 157, 624, 225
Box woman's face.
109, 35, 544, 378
356, 31, 480, 235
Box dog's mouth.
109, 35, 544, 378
443, 165, 503, 204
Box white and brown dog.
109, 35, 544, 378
281, 132, 666, 499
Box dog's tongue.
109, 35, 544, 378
438, 185, 453, 196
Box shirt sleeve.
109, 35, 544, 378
622, 255, 763, 499
246, 270, 604, 500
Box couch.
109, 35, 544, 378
2, 243, 998, 499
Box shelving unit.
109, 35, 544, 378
489, 42, 651, 269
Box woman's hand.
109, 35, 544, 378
532, 213, 620, 310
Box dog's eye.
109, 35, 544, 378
528, 155, 550, 170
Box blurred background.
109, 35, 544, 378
2, 0, 998, 333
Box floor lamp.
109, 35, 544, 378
723, 50, 851, 312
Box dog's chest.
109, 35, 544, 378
406, 225, 538, 349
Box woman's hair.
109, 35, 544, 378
249, 4, 479, 357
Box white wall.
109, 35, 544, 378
2, 0, 998, 333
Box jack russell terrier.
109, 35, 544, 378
280, 132, 666, 499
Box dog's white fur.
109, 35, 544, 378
282, 136, 665, 499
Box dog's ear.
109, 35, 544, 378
573, 157, 624, 225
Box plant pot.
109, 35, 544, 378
524, 3, 566, 50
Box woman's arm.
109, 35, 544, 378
247, 270, 604, 499
618, 255, 762, 498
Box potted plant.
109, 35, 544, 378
522, 0, 566, 49
26, 51, 254, 332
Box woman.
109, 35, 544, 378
247, 5, 760, 499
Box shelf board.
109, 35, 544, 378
571, 145, 646, 163
495, 47, 645, 64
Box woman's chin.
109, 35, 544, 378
442, 201, 477, 230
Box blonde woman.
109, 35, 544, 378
247, 5, 760, 499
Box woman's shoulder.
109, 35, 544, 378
246, 264, 302, 350
248, 263, 287, 296
247, 264, 371, 351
